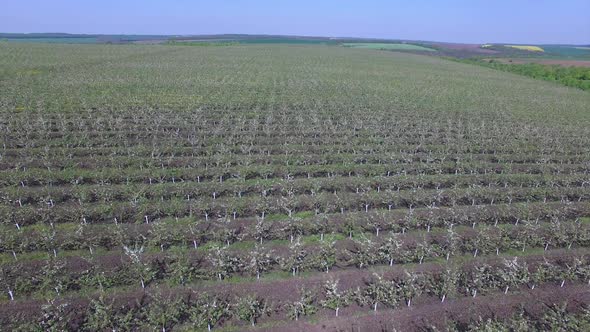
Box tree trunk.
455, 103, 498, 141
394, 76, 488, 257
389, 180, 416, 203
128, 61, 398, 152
335, 307, 339, 317
141, 279, 145, 289
504, 286, 509, 294
8, 290, 14, 301
441, 294, 445, 303
389, 258, 393, 266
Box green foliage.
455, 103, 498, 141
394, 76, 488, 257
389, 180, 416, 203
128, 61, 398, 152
287, 288, 317, 321
234, 295, 270, 327
143, 291, 186, 332
207, 245, 241, 280
84, 293, 117, 331
38, 299, 73, 332
321, 279, 349, 316
362, 274, 398, 311
457, 58, 590, 91
246, 244, 275, 279
188, 294, 230, 331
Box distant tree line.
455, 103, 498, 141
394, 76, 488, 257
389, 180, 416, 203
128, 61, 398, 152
456, 58, 590, 91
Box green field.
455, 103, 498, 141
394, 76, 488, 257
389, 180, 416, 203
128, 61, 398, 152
1, 43, 590, 331
342, 42, 436, 52
1, 43, 586, 122
2, 37, 100, 44
541, 45, 590, 60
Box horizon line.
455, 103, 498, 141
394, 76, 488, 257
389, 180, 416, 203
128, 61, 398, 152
1, 32, 588, 46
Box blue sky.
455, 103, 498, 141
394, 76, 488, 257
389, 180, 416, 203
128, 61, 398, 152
1, 0, 589, 44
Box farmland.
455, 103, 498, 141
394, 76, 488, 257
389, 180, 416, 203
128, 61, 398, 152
1, 43, 590, 331
342, 43, 436, 52
504, 45, 545, 52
